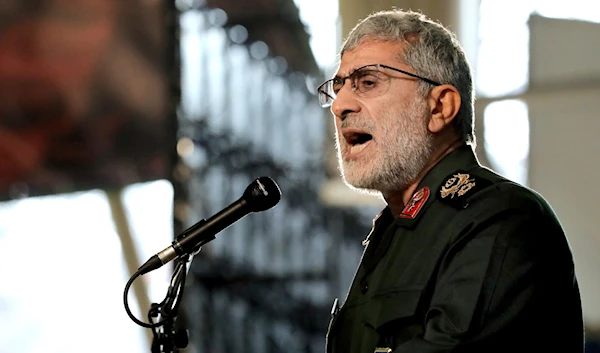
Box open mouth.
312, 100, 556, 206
345, 132, 372, 145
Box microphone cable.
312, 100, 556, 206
123, 255, 189, 329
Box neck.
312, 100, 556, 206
384, 138, 466, 217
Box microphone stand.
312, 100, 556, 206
124, 254, 191, 353
123, 177, 281, 352
149, 255, 190, 353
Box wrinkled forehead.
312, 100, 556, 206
336, 40, 407, 78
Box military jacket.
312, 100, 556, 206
326, 145, 584, 353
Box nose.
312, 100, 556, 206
331, 83, 360, 120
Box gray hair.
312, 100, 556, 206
341, 9, 475, 146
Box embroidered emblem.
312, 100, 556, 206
437, 171, 493, 209
440, 172, 476, 199
374, 348, 392, 353
399, 187, 430, 219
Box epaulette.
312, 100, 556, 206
437, 170, 493, 209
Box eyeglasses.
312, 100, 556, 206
316, 64, 442, 108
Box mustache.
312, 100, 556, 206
339, 115, 376, 132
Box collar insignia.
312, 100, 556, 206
399, 186, 430, 219
374, 348, 392, 353
440, 172, 476, 199
437, 171, 492, 209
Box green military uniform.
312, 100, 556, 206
326, 145, 584, 353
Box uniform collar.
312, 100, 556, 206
394, 144, 480, 229
358, 146, 480, 276
417, 144, 480, 194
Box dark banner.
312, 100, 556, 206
0, 0, 171, 200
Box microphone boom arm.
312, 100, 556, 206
123, 175, 282, 347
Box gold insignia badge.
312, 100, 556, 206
374, 348, 392, 353
440, 172, 476, 199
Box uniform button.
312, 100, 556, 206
360, 283, 368, 294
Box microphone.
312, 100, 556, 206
138, 176, 281, 275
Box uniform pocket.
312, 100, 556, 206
365, 289, 423, 330
361, 289, 425, 351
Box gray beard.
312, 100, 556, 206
336, 97, 433, 195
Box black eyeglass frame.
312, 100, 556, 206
317, 63, 442, 107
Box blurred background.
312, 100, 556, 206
0, 0, 599, 352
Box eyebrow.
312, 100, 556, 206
332, 65, 371, 81
332, 71, 348, 81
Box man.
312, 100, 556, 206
317, 9, 584, 353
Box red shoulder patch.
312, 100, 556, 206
399, 187, 430, 219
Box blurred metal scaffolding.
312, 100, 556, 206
168, 1, 374, 352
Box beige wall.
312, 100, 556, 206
339, 0, 461, 38
526, 15, 600, 330
526, 86, 600, 329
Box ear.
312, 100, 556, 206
427, 84, 461, 134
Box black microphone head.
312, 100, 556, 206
243, 176, 281, 212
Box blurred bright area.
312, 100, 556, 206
477, 0, 600, 185
478, 0, 600, 98
293, 0, 339, 71
0, 181, 174, 352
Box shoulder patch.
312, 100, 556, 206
437, 171, 492, 209
399, 186, 430, 219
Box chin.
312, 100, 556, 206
346, 183, 382, 196
341, 160, 417, 195
340, 166, 383, 195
